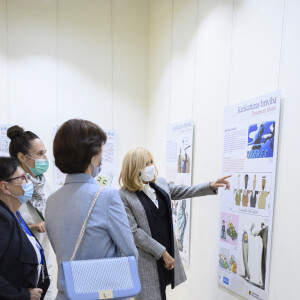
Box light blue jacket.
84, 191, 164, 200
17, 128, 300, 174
45, 173, 138, 300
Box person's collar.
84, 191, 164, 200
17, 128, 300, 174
142, 182, 150, 189
64, 173, 96, 185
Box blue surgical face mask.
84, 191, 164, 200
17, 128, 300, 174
92, 162, 102, 178
25, 155, 49, 176
9, 181, 34, 204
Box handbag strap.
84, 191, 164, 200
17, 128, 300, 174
70, 187, 104, 261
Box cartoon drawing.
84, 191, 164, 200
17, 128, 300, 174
247, 121, 276, 159
96, 172, 114, 188
177, 199, 188, 252
230, 255, 237, 274
251, 223, 268, 290
242, 230, 250, 280
234, 174, 242, 206
219, 253, 229, 270
221, 220, 226, 240
251, 124, 265, 150
242, 174, 250, 207
96, 174, 109, 187
262, 122, 275, 152
227, 222, 238, 241
177, 145, 191, 173
258, 176, 270, 209
250, 175, 259, 208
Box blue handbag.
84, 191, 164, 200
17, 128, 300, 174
61, 188, 141, 299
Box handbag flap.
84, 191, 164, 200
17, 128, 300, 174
61, 256, 141, 299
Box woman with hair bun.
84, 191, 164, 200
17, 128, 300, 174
7, 125, 54, 300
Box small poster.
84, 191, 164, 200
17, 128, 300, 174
0, 124, 11, 156
53, 127, 116, 191
95, 130, 116, 188
166, 119, 193, 267
218, 91, 280, 300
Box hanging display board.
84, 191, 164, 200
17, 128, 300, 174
218, 91, 280, 300
0, 124, 11, 156
166, 119, 193, 267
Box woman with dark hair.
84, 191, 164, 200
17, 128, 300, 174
45, 119, 138, 300
0, 157, 50, 300
7, 125, 54, 300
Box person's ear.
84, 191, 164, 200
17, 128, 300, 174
17, 152, 26, 163
0, 181, 11, 195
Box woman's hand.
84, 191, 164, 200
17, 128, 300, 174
210, 175, 232, 190
162, 251, 175, 270
29, 222, 46, 233
28, 288, 43, 300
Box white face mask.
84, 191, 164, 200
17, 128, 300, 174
140, 165, 156, 182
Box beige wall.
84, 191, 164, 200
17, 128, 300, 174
0, 0, 149, 296
0, 0, 299, 299
148, 0, 300, 300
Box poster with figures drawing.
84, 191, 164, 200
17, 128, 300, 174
0, 124, 11, 156
166, 119, 193, 267
52, 126, 116, 191
218, 91, 280, 300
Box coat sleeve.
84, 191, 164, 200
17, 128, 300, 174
0, 213, 31, 300
168, 181, 218, 200
120, 192, 166, 260
107, 189, 138, 262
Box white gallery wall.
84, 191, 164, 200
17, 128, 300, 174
0, 0, 149, 295
0, 0, 149, 187
148, 0, 300, 300
1, 0, 300, 299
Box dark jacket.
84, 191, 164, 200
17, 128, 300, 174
0, 200, 49, 300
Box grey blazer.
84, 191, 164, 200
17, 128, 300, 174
45, 173, 138, 300
119, 177, 217, 300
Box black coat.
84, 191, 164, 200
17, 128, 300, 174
0, 200, 49, 300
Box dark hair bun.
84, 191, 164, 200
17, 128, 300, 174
7, 125, 25, 140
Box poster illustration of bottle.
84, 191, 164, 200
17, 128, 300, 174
53, 127, 116, 191
166, 119, 193, 267
218, 91, 280, 300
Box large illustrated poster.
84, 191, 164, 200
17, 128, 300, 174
218, 91, 280, 300
0, 124, 11, 156
166, 119, 193, 266
53, 128, 116, 191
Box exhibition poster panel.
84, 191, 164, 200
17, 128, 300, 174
0, 124, 11, 156
166, 119, 193, 267
218, 91, 280, 300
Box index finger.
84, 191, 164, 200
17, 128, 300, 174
222, 175, 232, 180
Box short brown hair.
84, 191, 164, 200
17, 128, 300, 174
53, 119, 107, 174
119, 147, 158, 191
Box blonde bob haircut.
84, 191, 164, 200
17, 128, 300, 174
119, 147, 158, 192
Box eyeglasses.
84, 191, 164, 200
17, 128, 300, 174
7, 175, 28, 183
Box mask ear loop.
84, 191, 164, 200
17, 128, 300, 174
21, 154, 36, 172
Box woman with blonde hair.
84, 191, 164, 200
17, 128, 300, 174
119, 147, 231, 300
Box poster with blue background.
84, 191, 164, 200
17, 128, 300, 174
247, 121, 275, 159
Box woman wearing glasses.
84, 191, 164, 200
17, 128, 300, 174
0, 157, 50, 300
7, 125, 54, 300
